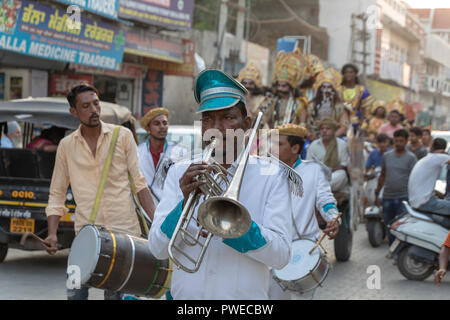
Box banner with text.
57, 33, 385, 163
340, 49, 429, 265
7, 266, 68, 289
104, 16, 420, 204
53, 0, 120, 20
0, 0, 126, 70
119, 0, 194, 30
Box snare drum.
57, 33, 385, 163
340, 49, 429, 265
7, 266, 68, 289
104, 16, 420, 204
67, 225, 171, 298
272, 238, 329, 294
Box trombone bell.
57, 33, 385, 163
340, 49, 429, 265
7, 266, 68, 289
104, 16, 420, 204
198, 197, 251, 239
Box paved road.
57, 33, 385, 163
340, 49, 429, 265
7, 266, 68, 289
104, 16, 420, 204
0, 224, 448, 300
314, 224, 450, 300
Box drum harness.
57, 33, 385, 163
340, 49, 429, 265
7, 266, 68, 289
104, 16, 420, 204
89, 125, 151, 237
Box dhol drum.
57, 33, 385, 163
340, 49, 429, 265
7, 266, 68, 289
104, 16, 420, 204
67, 225, 171, 298
272, 238, 329, 294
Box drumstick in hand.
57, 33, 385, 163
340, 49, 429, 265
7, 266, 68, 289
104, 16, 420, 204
20, 232, 62, 249
309, 212, 343, 255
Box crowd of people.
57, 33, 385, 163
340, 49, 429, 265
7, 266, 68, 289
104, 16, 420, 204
0, 47, 442, 300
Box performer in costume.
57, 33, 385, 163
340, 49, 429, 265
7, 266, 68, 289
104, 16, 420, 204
268, 123, 340, 300
237, 62, 266, 124
148, 69, 294, 299
262, 49, 308, 128
307, 68, 350, 137
362, 100, 387, 138
339, 63, 375, 133
299, 54, 325, 103
137, 108, 188, 203
307, 118, 350, 192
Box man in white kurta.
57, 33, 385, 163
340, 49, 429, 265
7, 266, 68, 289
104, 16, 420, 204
137, 108, 188, 201
268, 124, 340, 300
148, 69, 292, 300
306, 118, 350, 192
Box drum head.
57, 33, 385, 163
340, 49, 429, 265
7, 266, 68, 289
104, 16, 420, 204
67, 225, 101, 285
274, 239, 321, 281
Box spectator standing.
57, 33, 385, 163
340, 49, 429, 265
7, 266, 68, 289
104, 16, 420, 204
406, 126, 428, 160
421, 128, 432, 152
378, 110, 404, 138
365, 133, 392, 172
375, 129, 417, 249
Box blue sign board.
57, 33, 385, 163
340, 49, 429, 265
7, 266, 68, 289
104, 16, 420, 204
53, 0, 120, 20
0, 0, 126, 70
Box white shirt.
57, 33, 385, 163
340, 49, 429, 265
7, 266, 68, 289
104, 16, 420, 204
291, 158, 338, 241
0, 136, 13, 148
408, 153, 450, 208
306, 138, 350, 167
148, 156, 293, 300
137, 140, 188, 201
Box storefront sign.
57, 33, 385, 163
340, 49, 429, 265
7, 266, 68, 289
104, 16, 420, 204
70, 62, 145, 79
50, 74, 93, 96
53, 0, 120, 20
143, 39, 195, 77
125, 28, 184, 63
119, 0, 194, 30
142, 69, 163, 115
0, 0, 126, 70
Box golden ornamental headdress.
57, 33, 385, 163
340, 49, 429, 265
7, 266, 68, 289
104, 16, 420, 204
273, 48, 307, 89
306, 54, 325, 78
237, 62, 263, 88
313, 68, 342, 92
387, 98, 405, 114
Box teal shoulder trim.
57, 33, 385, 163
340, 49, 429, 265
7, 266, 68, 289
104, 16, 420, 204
160, 200, 184, 239
223, 221, 267, 253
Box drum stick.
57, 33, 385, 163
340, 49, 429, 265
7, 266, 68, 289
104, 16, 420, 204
309, 212, 343, 255
20, 232, 62, 249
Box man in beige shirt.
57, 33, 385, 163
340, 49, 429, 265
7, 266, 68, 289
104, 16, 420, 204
44, 84, 156, 300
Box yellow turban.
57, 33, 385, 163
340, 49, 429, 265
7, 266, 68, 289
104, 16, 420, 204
272, 123, 307, 138
318, 118, 339, 131
140, 108, 169, 129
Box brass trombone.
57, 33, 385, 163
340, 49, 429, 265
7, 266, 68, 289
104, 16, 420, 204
168, 112, 263, 273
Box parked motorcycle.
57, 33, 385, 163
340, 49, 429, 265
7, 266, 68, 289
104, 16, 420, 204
363, 167, 385, 247
389, 201, 450, 281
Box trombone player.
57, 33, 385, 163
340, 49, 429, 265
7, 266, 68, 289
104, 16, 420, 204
148, 69, 293, 299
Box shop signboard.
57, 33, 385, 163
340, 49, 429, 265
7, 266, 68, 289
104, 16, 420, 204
142, 69, 163, 115
53, 0, 120, 20
0, 0, 126, 70
143, 39, 195, 77
50, 73, 93, 96
119, 0, 194, 30
125, 28, 184, 63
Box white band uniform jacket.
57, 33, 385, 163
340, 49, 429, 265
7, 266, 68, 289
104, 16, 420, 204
137, 140, 189, 200
148, 155, 293, 300
291, 157, 339, 241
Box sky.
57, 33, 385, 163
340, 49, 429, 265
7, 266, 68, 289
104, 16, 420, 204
404, 0, 450, 8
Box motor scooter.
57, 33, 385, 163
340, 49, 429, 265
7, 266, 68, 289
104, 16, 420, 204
363, 167, 385, 247
389, 201, 450, 281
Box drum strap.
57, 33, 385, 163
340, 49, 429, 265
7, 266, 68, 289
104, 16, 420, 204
128, 173, 150, 237
88, 126, 121, 225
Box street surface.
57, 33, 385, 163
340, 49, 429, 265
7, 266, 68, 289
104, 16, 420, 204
0, 224, 448, 300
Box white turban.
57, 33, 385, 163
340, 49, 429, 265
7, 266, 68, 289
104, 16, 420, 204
7, 121, 20, 134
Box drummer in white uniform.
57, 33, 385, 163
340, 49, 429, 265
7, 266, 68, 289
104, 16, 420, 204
268, 123, 340, 300
137, 108, 188, 203
148, 69, 293, 300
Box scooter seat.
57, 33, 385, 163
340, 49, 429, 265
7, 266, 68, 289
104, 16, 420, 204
431, 214, 450, 230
